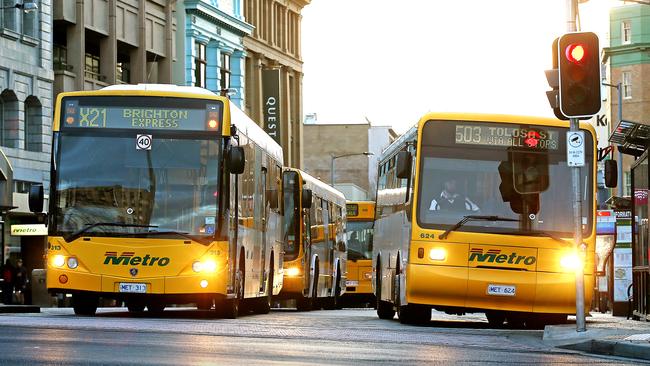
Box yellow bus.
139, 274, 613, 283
278, 168, 347, 310
343, 201, 375, 305
30, 85, 284, 318
373, 113, 596, 327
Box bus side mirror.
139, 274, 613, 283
29, 184, 44, 213
396, 151, 412, 179
302, 188, 312, 209
605, 160, 618, 188
228, 146, 245, 174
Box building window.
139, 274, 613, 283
2, 0, 17, 32
622, 71, 632, 99
194, 42, 206, 88
22, 4, 37, 38
117, 53, 131, 84
24, 96, 41, 152
0, 90, 18, 148
624, 171, 631, 197
220, 53, 231, 92
53, 45, 69, 71
622, 21, 631, 45
14, 180, 35, 194
84, 53, 100, 80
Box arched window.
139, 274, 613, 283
0, 90, 19, 148
24, 96, 42, 152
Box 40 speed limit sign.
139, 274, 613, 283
136, 134, 152, 150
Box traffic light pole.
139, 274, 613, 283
570, 118, 587, 333
567, 0, 586, 333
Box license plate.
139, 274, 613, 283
487, 284, 516, 296
346, 280, 359, 287
119, 283, 147, 293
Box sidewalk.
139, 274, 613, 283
543, 312, 650, 361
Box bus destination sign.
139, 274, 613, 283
62, 100, 220, 131
454, 124, 559, 150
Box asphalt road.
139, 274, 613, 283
0, 307, 644, 365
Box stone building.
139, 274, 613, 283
0, 0, 53, 296
52, 0, 176, 95
242, 0, 309, 168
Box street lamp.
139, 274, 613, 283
330, 152, 373, 187
0, 1, 38, 13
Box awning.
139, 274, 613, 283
609, 120, 650, 157
605, 195, 632, 210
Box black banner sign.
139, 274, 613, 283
262, 69, 281, 145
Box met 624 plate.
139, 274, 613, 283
119, 283, 147, 293
487, 284, 516, 296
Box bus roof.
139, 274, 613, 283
380, 113, 597, 161
285, 168, 347, 207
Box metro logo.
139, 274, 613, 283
468, 248, 536, 266
103, 252, 170, 266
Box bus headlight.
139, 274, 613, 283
52, 255, 65, 268
363, 271, 372, 280
285, 267, 301, 277
560, 253, 582, 270
193, 259, 218, 273
67, 257, 78, 269
429, 248, 447, 261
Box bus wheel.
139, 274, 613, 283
525, 313, 567, 329
222, 268, 243, 319
73, 294, 98, 316
127, 302, 145, 313
296, 296, 312, 311
147, 303, 165, 315
376, 263, 395, 320
485, 311, 506, 327
398, 304, 431, 325
254, 266, 273, 314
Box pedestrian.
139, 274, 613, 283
13, 259, 28, 305
1, 259, 14, 305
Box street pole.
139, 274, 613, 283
330, 157, 335, 187
617, 82, 623, 197
567, 0, 586, 333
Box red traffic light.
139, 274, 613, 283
565, 43, 586, 64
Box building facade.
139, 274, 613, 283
303, 122, 397, 200
52, 0, 176, 95
603, 4, 650, 197
0, 0, 54, 300
173, 0, 252, 108
243, 0, 309, 168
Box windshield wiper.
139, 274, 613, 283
64, 222, 158, 243
141, 229, 211, 245
499, 229, 569, 245
439, 215, 518, 240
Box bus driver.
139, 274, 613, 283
429, 178, 480, 212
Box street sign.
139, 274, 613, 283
567, 131, 585, 167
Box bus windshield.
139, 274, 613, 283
416, 120, 593, 237
54, 132, 220, 239
346, 221, 373, 260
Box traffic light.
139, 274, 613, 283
558, 32, 601, 118
498, 150, 547, 215
545, 38, 569, 120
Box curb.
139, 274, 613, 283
0, 305, 40, 313
562, 339, 650, 361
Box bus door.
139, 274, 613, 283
322, 200, 332, 290
252, 149, 266, 292
259, 165, 268, 293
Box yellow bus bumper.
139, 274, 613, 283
406, 263, 593, 314
278, 274, 305, 297
47, 267, 229, 296
345, 261, 373, 295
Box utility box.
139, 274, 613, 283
31, 269, 50, 307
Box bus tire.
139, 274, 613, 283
376, 260, 395, 320
296, 295, 312, 311
222, 267, 244, 319
485, 311, 506, 327
254, 262, 273, 314
147, 303, 165, 315
398, 304, 431, 325
73, 294, 98, 316
126, 302, 145, 313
